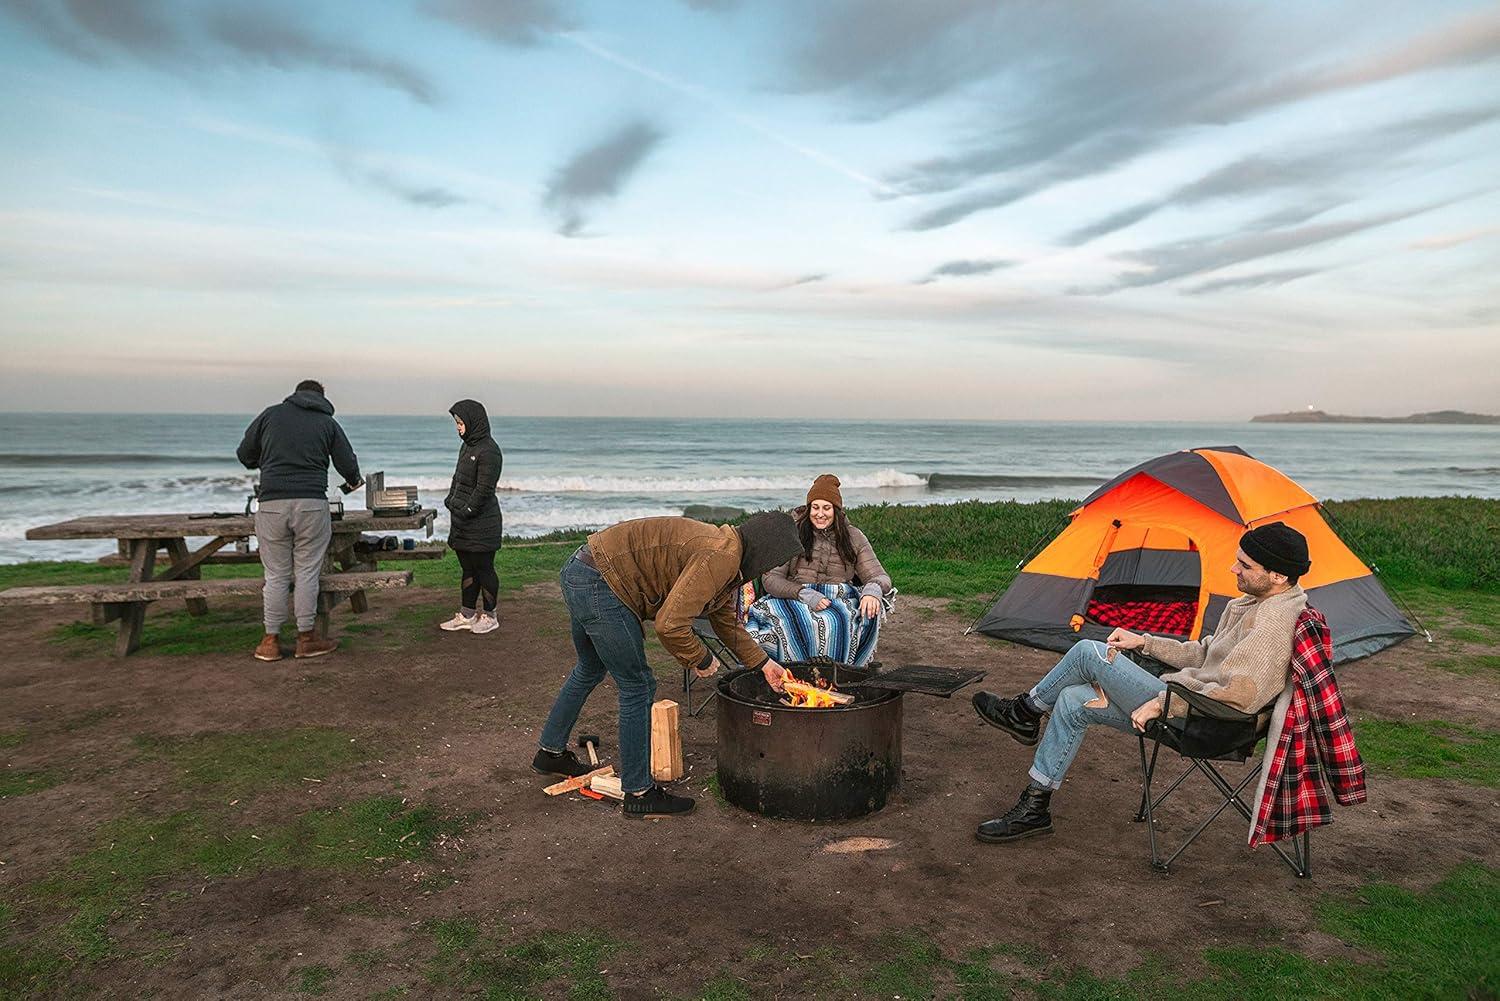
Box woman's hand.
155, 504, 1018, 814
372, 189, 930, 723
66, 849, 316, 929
814, 598, 831, 611
858, 594, 881, 619
762, 660, 791, 693
1131, 693, 1166, 732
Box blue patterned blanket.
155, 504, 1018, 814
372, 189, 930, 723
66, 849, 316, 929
744, 582, 888, 667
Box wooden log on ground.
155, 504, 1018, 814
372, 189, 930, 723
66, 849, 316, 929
543, 765, 614, 796
651, 700, 685, 782
590, 774, 625, 800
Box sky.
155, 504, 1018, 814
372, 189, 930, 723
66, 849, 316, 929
0, 0, 1497, 420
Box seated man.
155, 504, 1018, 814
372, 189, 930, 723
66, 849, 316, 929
969, 523, 1312, 843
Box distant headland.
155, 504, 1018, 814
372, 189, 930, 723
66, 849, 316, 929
1251, 409, 1500, 425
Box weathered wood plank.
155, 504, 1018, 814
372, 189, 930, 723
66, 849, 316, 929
26, 510, 437, 541
0, 571, 412, 607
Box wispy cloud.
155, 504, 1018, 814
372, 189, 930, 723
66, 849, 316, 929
0, 0, 438, 102
769, 272, 827, 290
1409, 226, 1500, 251
915, 258, 1014, 284
326, 147, 472, 209
543, 120, 666, 236
425, 0, 572, 47
1077, 205, 1443, 294
1064, 104, 1500, 245
564, 33, 898, 197
1182, 268, 1321, 296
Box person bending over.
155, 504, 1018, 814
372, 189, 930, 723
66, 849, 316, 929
534, 513, 804, 819
969, 523, 1312, 843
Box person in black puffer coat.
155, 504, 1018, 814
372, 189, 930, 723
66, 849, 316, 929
440, 400, 503, 634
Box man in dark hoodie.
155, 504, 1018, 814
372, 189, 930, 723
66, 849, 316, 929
236, 380, 362, 662
535, 512, 804, 818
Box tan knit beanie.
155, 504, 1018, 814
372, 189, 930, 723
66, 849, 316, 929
806, 474, 843, 509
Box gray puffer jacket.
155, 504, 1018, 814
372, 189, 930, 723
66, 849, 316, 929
761, 509, 891, 600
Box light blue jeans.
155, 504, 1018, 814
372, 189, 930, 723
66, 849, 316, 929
539, 555, 658, 793
1027, 640, 1167, 791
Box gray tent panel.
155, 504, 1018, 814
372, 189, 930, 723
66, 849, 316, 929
1080, 448, 1250, 524
974, 572, 1093, 653
1305, 575, 1417, 664
1098, 548, 1201, 588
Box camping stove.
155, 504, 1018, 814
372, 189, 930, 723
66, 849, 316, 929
715, 662, 904, 822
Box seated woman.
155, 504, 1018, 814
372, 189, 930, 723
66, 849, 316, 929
745, 475, 893, 667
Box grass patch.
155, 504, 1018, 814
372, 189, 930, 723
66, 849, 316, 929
13, 796, 466, 972
51, 608, 276, 658
0, 560, 264, 591
1356, 718, 1499, 785
0, 768, 63, 798
1321, 497, 1500, 593
0, 731, 23, 749
423, 920, 619, 1000
685, 865, 1497, 1000
342, 600, 458, 649
295, 963, 336, 996
133, 727, 368, 797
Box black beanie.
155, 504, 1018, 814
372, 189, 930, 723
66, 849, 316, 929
735, 511, 803, 581
1240, 522, 1311, 578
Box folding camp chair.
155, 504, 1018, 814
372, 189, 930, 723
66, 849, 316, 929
683, 618, 735, 717
1134, 681, 1311, 877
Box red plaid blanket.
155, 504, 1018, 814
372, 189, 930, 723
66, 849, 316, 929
1086, 599, 1196, 636
1251, 606, 1367, 846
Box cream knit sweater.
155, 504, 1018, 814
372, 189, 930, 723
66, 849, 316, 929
1140, 586, 1307, 716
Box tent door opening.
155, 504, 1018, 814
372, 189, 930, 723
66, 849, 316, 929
1084, 531, 1203, 638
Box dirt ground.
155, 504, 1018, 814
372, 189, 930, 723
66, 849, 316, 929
2, 582, 1496, 999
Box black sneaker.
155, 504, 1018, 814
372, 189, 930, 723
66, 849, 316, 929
972, 691, 1043, 746
622, 784, 695, 819
531, 748, 590, 778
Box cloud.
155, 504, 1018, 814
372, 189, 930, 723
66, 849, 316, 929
783, 4, 1500, 231
1181, 268, 1321, 296
770, 272, 827, 290
915, 258, 1014, 284
426, 0, 572, 46
1410, 226, 1500, 250
542, 120, 666, 236
0, 0, 438, 103
1076, 206, 1440, 294
326, 147, 473, 208
205, 6, 439, 105
1064, 104, 1500, 244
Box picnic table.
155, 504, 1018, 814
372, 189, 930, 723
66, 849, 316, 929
4, 509, 438, 656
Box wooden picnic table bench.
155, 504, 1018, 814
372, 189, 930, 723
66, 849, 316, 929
14, 509, 438, 656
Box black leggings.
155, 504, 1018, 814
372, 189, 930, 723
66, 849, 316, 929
456, 548, 499, 613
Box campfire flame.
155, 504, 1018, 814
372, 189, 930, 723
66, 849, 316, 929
781, 679, 843, 708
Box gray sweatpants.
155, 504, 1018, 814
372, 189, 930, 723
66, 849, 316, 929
256, 498, 332, 633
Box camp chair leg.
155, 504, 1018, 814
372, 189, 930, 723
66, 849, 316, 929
1155, 764, 1263, 872
682, 668, 719, 718
1134, 737, 1161, 822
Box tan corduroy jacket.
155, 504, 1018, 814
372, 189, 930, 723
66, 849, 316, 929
586, 517, 769, 673
1141, 586, 1308, 716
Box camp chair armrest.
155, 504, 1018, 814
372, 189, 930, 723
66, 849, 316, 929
1163, 682, 1258, 723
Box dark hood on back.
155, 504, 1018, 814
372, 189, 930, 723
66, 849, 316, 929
449, 399, 491, 444
285, 389, 334, 415
735, 511, 803, 581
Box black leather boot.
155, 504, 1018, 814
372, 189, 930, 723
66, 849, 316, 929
976, 785, 1054, 843
971, 691, 1044, 746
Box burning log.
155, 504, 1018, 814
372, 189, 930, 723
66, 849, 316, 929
780, 679, 854, 708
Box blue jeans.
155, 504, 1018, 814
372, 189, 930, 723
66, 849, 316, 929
1026, 640, 1167, 791
539, 556, 658, 793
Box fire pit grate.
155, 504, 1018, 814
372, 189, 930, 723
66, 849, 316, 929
851, 664, 986, 698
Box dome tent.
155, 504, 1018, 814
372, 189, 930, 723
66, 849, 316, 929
973, 446, 1416, 664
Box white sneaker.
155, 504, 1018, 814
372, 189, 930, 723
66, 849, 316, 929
471, 613, 499, 635
440, 612, 476, 631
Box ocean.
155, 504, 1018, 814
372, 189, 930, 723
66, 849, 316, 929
1, 413, 1496, 563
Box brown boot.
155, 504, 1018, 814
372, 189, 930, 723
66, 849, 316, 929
294, 631, 338, 659
254, 633, 283, 662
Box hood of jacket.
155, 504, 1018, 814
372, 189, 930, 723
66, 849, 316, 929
735, 511, 803, 581
449, 399, 491, 444
284, 389, 334, 415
